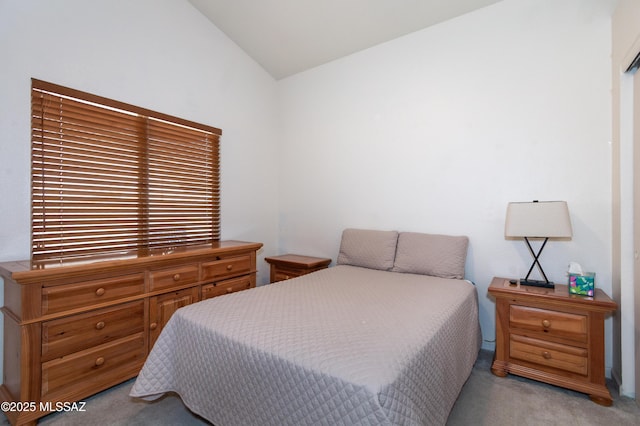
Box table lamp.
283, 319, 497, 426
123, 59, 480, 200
505, 200, 573, 288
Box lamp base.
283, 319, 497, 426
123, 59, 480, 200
520, 279, 555, 289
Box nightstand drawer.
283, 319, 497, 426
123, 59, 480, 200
510, 305, 588, 342
274, 267, 305, 282
510, 334, 588, 375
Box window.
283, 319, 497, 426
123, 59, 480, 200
31, 79, 221, 262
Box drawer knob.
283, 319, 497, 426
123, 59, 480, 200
150, 322, 158, 330
226, 264, 233, 271
226, 287, 233, 293
284, 275, 290, 280
95, 287, 105, 297
173, 273, 181, 281
542, 319, 551, 328
95, 321, 105, 330
95, 357, 105, 366
542, 351, 552, 360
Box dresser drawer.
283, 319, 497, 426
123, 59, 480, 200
41, 333, 145, 401
42, 274, 145, 315
510, 305, 588, 343
201, 275, 253, 300
202, 255, 251, 281
42, 301, 144, 362
510, 334, 588, 375
149, 264, 199, 291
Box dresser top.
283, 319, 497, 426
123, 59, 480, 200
0, 240, 262, 283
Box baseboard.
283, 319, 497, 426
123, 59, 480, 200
611, 366, 636, 398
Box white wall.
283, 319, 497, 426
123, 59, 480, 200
277, 0, 617, 370
0, 0, 280, 378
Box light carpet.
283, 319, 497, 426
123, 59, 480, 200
1, 350, 638, 425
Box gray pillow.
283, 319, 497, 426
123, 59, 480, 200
391, 232, 469, 279
337, 229, 399, 270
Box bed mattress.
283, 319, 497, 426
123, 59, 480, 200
130, 265, 481, 425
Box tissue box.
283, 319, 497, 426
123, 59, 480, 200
568, 272, 595, 296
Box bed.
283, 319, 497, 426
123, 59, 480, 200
130, 229, 482, 426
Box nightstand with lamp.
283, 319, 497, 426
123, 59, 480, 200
488, 200, 617, 405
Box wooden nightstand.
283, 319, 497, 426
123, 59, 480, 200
488, 277, 617, 406
264, 254, 331, 283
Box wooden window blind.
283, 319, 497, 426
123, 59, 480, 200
31, 79, 221, 261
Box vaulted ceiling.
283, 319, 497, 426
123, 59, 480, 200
187, 0, 503, 80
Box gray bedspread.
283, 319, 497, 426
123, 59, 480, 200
130, 265, 481, 426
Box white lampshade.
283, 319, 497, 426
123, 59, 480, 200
505, 201, 573, 238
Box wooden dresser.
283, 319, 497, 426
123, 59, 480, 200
0, 240, 262, 426
488, 277, 617, 406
